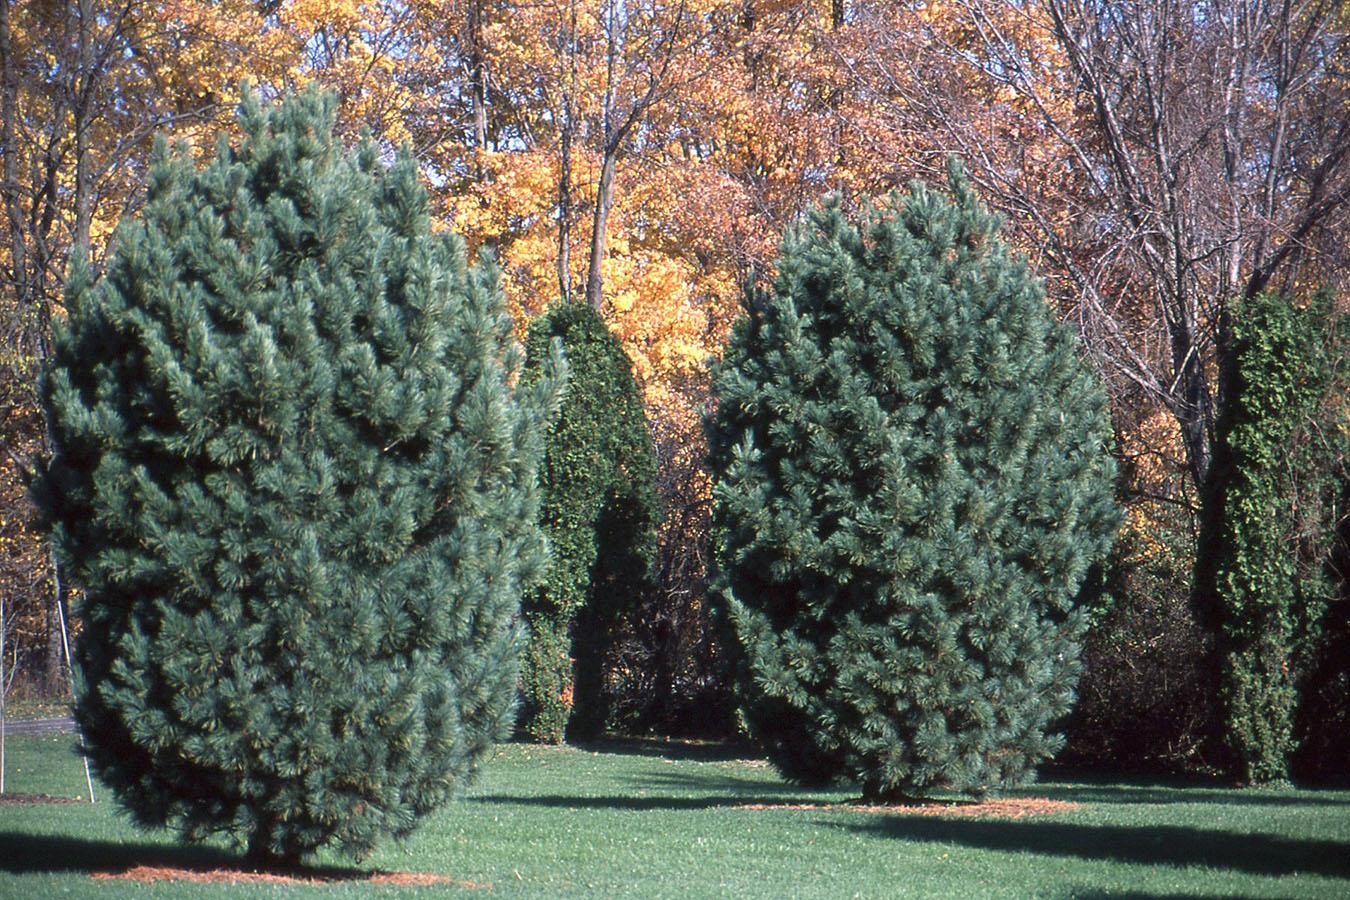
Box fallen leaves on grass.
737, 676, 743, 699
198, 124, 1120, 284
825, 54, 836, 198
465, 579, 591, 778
735, 798, 1078, 819
0, 793, 80, 805
91, 865, 492, 889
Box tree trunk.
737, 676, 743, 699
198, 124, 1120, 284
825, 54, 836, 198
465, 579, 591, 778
828, 0, 845, 168
468, 0, 487, 178
558, 116, 573, 304
1168, 320, 1215, 494
45, 585, 63, 693
0, 0, 26, 307
246, 831, 302, 871
73, 0, 93, 252
859, 778, 925, 805
1188, 305, 1239, 774
584, 150, 616, 310
556, 0, 578, 304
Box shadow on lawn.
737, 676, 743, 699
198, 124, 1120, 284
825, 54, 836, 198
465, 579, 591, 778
0, 833, 235, 876
634, 769, 831, 798
567, 736, 758, 763
473, 793, 800, 812
1023, 780, 1350, 808
836, 817, 1350, 881
0, 833, 367, 880
1068, 891, 1210, 899
1031, 766, 1350, 809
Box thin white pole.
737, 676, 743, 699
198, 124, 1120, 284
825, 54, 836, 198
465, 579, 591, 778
54, 583, 94, 803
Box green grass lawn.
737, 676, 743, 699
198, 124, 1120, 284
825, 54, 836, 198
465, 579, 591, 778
1, 731, 1348, 898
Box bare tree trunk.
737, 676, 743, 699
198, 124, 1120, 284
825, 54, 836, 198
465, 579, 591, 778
556, 0, 578, 304
73, 0, 93, 252
558, 125, 572, 303
1168, 311, 1214, 492
584, 0, 621, 310
0, 0, 28, 310
468, 0, 488, 178
39, 591, 59, 690
829, 0, 845, 170
577, 0, 694, 309
584, 151, 616, 310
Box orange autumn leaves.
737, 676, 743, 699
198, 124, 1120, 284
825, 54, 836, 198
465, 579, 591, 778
5, 0, 1102, 533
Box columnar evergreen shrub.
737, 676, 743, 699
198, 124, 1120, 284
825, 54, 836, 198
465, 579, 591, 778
1207, 291, 1345, 784
1294, 489, 1349, 784
707, 162, 1119, 799
34, 89, 563, 863
518, 303, 658, 742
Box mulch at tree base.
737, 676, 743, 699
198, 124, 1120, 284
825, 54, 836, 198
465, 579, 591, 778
0, 793, 80, 805
736, 797, 1078, 818
91, 865, 492, 889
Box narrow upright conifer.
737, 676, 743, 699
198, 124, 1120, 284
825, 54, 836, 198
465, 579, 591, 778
1204, 291, 1345, 784
35, 88, 563, 863
707, 162, 1119, 799
518, 303, 658, 742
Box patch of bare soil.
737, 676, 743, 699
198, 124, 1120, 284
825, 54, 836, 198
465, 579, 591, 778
736, 797, 1078, 818
0, 792, 80, 805
91, 865, 491, 889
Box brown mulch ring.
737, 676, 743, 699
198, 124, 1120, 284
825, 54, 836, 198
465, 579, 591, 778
0, 792, 81, 805
91, 865, 491, 889
736, 797, 1078, 819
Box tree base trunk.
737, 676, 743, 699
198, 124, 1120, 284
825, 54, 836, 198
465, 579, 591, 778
859, 784, 928, 806
245, 833, 302, 871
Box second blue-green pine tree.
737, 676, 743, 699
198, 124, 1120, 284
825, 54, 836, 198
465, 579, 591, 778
707, 162, 1119, 799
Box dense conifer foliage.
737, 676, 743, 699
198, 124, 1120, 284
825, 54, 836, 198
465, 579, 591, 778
707, 162, 1119, 799
518, 303, 659, 742
33, 89, 563, 863
1203, 291, 1346, 784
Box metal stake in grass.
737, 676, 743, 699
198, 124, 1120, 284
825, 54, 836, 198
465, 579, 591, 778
53, 575, 94, 804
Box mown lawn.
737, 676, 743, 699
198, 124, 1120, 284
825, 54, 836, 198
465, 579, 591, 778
1, 730, 1348, 897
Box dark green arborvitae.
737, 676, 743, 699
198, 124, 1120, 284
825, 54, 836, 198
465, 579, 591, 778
1206, 291, 1345, 784
33, 88, 563, 864
518, 303, 658, 743
707, 162, 1119, 800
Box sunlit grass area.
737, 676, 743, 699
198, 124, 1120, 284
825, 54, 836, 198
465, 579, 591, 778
2, 733, 1348, 897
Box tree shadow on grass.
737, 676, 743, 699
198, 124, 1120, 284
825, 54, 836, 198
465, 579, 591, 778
0, 832, 368, 880
835, 817, 1350, 881
476, 753, 845, 811
1025, 782, 1350, 808
1028, 770, 1350, 808
472, 793, 802, 812
1068, 892, 1218, 899
567, 736, 759, 763
633, 769, 838, 799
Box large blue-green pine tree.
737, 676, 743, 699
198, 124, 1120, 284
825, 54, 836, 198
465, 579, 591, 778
707, 161, 1119, 800
34, 88, 563, 864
